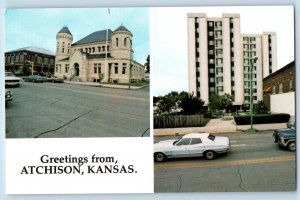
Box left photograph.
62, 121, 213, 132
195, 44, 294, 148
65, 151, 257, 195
5, 8, 150, 138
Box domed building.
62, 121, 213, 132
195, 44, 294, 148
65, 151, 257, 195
54, 25, 145, 83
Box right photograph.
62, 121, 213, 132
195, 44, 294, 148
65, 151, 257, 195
152, 6, 295, 192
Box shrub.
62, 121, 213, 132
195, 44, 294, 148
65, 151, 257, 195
234, 113, 290, 125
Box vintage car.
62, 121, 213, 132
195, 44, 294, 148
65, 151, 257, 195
154, 133, 230, 162
5, 89, 13, 105
5, 72, 22, 87
24, 75, 47, 83
273, 128, 296, 151
47, 75, 64, 83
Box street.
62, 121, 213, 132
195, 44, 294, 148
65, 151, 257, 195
154, 132, 296, 192
6, 82, 149, 138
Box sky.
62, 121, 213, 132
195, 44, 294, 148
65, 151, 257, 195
151, 6, 295, 96
5, 8, 149, 64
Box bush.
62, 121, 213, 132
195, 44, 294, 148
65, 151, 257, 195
234, 113, 290, 125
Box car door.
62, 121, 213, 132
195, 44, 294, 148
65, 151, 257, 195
170, 138, 191, 158
187, 138, 205, 157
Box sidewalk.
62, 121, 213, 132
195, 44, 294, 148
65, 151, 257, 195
64, 80, 145, 89
153, 118, 288, 137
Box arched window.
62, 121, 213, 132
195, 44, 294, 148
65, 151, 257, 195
116, 38, 119, 47
124, 38, 127, 47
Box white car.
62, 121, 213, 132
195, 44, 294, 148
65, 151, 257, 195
154, 133, 230, 162
5, 72, 22, 87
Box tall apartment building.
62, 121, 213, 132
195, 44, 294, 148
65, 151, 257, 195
187, 13, 277, 109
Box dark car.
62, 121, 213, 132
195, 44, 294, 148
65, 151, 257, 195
24, 75, 47, 83
273, 128, 296, 151
5, 89, 13, 106
47, 76, 64, 83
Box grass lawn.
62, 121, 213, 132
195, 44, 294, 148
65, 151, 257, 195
201, 118, 211, 126
105, 80, 149, 87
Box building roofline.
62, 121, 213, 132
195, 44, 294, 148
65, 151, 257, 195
241, 33, 262, 37
5, 46, 55, 56
222, 13, 240, 18
187, 13, 207, 18
263, 61, 295, 80
262, 32, 276, 35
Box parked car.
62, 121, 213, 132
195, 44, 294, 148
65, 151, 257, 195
154, 133, 230, 162
5, 89, 13, 105
24, 75, 47, 83
273, 128, 296, 151
5, 72, 22, 87
47, 76, 64, 83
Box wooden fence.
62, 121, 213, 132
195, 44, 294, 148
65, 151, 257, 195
154, 115, 204, 128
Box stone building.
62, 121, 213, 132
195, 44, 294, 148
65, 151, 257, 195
55, 26, 145, 83
187, 13, 277, 109
5, 47, 55, 75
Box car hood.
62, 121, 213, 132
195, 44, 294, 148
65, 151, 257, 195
278, 130, 296, 138
5, 76, 22, 81
154, 140, 177, 150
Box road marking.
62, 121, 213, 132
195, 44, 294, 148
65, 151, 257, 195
231, 144, 247, 147
23, 82, 148, 102
155, 155, 295, 169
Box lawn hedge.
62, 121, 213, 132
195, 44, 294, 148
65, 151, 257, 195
234, 113, 290, 125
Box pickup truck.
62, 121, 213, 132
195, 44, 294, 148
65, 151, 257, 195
273, 128, 296, 151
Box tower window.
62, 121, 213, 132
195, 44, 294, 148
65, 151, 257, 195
116, 38, 119, 47
124, 38, 127, 47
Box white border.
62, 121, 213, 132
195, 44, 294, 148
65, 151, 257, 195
1, 0, 299, 200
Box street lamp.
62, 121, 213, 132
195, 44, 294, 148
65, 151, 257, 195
250, 56, 258, 130
26, 60, 34, 75
125, 36, 132, 89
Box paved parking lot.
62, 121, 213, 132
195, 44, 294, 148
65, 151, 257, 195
6, 82, 150, 138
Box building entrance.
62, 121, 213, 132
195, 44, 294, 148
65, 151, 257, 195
74, 63, 79, 76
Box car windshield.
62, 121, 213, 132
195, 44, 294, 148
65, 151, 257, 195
207, 134, 216, 141
173, 139, 180, 145
5, 72, 15, 77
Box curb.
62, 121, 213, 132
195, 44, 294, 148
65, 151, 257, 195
154, 130, 243, 137
64, 81, 148, 90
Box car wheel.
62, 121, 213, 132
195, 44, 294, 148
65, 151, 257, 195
204, 150, 215, 160
288, 142, 296, 151
273, 135, 277, 143
154, 152, 165, 162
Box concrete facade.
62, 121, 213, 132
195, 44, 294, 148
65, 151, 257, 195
270, 92, 295, 116
187, 13, 277, 108
55, 26, 145, 83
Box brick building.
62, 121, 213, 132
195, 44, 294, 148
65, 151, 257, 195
5, 47, 55, 75
263, 61, 295, 116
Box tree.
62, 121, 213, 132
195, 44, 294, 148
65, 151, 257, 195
209, 93, 221, 114
178, 91, 204, 115
156, 91, 180, 115
220, 93, 234, 113
145, 55, 150, 73
253, 100, 268, 114
209, 93, 233, 114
